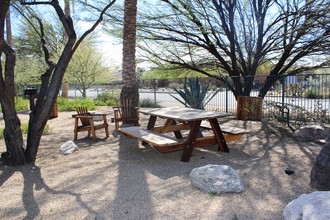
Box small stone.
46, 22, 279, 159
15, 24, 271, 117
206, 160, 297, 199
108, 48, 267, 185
60, 141, 78, 155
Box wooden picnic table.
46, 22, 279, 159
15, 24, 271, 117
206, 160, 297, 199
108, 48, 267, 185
119, 107, 234, 162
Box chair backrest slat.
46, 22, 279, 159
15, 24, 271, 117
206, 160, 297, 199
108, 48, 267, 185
76, 107, 90, 126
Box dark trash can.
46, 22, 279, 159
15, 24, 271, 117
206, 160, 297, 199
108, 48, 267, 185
24, 87, 58, 118
24, 87, 38, 111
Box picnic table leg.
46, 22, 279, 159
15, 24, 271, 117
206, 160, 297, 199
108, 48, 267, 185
142, 115, 158, 145
146, 115, 157, 130
209, 118, 229, 152
180, 120, 201, 162
162, 119, 183, 139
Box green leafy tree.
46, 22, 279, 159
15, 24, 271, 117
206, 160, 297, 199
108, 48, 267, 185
138, 0, 330, 99
13, 15, 63, 85
66, 41, 110, 98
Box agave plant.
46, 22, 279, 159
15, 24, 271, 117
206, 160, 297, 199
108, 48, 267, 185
169, 78, 220, 110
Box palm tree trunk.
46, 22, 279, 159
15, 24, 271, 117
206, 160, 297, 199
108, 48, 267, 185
310, 130, 330, 190
121, 0, 139, 121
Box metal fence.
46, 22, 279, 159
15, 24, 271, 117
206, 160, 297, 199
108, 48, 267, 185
42, 74, 330, 124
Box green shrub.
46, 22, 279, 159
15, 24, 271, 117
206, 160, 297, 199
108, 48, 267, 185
0, 128, 3, 140
20, 123, 29, 134
15, 97, 30, 112
0, 123, 51, 140
0, 97, 29, 113
57, 97, 95, 111
94, 93, 118, 106
139, 98, 161, 108
303, 89, 330, 99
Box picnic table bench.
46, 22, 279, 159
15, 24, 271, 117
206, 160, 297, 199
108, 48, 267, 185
118, 107, 243, 162
200, 121, 249, 142
119, 125, 248, 154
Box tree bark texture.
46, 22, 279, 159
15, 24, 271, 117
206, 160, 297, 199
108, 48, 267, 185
61, 81, 69, 98
0, 42, 26, 165
310, 131, 330, 190
5, 8, 12, 47
122, 0, 137, 87
236, 96, 263, 121
120, 0, 139, 122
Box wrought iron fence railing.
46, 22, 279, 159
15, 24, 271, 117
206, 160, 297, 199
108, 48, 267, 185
18, 74, 330, 125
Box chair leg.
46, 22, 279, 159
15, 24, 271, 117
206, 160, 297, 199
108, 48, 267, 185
114, 110, 119, 130
74, 118, 78, 140
90, 120, 96, 141
92, 129, 96, 141
105, 125, 110, 138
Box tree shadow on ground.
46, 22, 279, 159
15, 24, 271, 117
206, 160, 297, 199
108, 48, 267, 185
109, 131, 155, 219
0, 161, 98, 220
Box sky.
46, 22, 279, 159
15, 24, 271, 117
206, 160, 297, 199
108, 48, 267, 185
10, 1, 125, 69
9, 0, 162, 71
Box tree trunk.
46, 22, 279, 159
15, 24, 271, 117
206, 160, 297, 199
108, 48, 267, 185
310, 130, 330, 190
0, 42, 26, 165
61, 81, 69, 98
236, 96, 263, 121
5, 8, 12, 47
25, 34, 76, 162
121, 0, 139, 121
0, 0, 115, 165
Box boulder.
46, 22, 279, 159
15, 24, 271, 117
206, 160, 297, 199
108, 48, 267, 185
189, 164, 244, 194
283, 191, 330, 220
60, 141, 78, 155
293, 125, 326, 142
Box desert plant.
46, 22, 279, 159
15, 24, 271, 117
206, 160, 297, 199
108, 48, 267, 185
169, 78, 220, 110
139, 98, 161, 108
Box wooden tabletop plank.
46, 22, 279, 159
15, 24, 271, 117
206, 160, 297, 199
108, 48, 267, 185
139, 107, 231, 121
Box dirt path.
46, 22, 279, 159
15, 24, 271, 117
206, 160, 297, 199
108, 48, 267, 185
0, 109, 322, 219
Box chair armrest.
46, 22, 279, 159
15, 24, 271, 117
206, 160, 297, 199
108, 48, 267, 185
72, 115, 93, 119
90, 113, 107, 116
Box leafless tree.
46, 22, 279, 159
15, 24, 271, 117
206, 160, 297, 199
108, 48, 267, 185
0, 0, 116, 165
137, 0, 330, 98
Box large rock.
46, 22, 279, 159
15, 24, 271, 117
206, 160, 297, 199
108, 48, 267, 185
189, 164, 244, 194
293, 125, 326, 142
283, 191, 330, 220
60, 141, 78, 155
310, 130, 330, 190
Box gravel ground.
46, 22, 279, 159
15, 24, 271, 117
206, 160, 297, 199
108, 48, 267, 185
0, 108, 323, 220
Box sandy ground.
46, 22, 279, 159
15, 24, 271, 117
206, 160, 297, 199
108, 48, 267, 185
0, 107, 323, 220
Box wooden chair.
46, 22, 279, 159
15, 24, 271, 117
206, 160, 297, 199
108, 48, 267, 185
113, 99, 139, 130
72, 107, 110, 141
